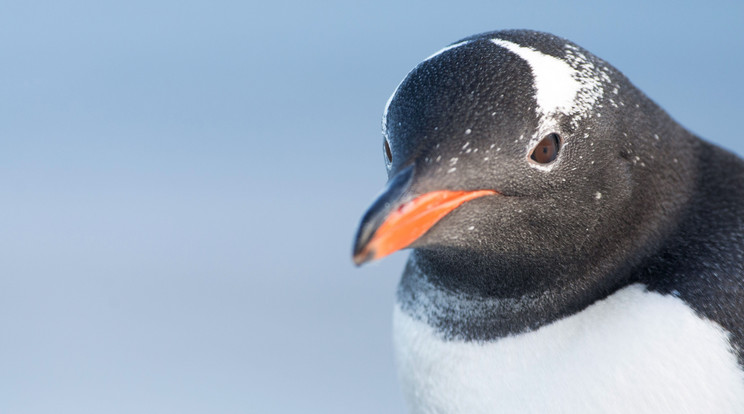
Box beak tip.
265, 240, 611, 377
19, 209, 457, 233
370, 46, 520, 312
352, 249, 374, 267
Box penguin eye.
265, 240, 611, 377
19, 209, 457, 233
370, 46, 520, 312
530, 133, 560, 164
384, 139, 393, 164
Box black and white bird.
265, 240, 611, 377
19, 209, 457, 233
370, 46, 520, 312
352, 30, 744, 413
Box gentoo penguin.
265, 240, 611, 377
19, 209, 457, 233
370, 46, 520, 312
352, 30, 744, 413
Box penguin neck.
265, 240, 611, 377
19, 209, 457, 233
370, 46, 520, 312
396, 248, 634, 340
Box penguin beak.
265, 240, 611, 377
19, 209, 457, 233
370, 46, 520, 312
352, 165, 497, 266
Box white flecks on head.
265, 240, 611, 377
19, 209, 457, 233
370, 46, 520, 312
462, 142, 470, 150
595, 192, 602, 200
464, 128, 472, 135
447, 167, 457, 174
491, 38, 612, 173
449, 157, 458, 165
491, 39, 587, 119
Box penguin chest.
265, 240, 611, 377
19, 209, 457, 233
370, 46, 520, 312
393, 284, 744, 414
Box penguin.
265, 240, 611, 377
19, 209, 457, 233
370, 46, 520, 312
352, 30, 744, 413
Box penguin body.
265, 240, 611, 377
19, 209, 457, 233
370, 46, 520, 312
353, 30, 744, 413
394, 284, 744, 413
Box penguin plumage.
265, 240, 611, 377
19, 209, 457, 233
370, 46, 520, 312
352, 30, 744, 413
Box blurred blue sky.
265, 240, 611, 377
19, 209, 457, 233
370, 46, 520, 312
1, 1, 742, 413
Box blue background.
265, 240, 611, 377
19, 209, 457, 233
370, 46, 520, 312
1, 1, 742, 413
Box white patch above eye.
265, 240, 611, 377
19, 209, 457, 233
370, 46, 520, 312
490, 39, 606, 125
491, 39, 582, 117
491, 39, 608, 172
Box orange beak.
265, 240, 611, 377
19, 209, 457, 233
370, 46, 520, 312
352, 166, 497, 265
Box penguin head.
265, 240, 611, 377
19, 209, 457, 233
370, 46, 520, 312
353, 30, 677, 271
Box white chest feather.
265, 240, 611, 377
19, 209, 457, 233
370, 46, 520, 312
393, 284, 744, 414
